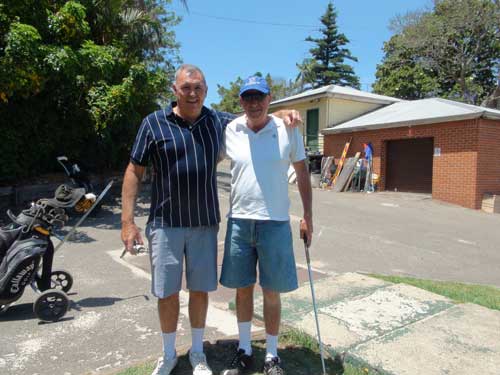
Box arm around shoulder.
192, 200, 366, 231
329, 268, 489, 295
274, 109, 302, 127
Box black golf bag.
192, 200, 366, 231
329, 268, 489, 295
0, 185, 90, 321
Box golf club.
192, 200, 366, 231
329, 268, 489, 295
303, 234, 346, 375
303, 234, 327, 375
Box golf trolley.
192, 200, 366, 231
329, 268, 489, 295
0, 181, 113, 322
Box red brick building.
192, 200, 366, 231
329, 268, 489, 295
323, 98, 500, 209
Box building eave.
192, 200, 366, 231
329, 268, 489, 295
322, 112, 483, 135
269, 93, 327, 108
269, 89, 400, 108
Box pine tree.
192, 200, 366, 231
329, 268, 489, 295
298, 1, 360, 89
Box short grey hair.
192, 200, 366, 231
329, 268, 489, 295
175, 64, 207, 87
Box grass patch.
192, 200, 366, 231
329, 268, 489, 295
117, 362, 155, 375
371, 274, 500, 311
116, 328, 378, 375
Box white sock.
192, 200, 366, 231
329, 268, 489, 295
265, 334, 278, 360
162, 332, 176, 360
191, 327, 205, 353
237, 321, 252, 355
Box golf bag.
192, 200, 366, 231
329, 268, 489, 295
0, 184, 91, 321
0, 225, 51, 308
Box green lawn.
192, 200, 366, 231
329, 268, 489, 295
370, 274, 500, 311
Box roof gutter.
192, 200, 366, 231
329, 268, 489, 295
270, 93, 326, 108
270, 92, 400, 108
327, 92, 400, 105
483, 111, 500, 120
322, 112, 483, 135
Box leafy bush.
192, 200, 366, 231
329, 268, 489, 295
0, 0, 180, 183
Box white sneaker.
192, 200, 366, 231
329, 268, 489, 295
151, 355, 178, 375
189, 351, 213, 375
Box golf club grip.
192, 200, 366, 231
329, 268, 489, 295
304, 246, 311, 265
302, 233, 312, 263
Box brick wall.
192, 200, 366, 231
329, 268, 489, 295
323, 119, 495, 209
476, 119, 500, 208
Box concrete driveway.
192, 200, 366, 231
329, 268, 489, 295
1, 164, 499, 374
286, 184, 500, 287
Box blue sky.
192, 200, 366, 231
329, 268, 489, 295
171, 0, 433, 106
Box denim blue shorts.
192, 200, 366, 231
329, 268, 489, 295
220, 218, 298, 293
146, 224, 218, 298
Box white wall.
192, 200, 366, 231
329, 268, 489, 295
271, 96, 387, 153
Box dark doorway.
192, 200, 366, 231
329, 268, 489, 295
306, 109, 319, 152
386, 138, 434, 193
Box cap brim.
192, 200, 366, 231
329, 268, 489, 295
239, 85, 270, 96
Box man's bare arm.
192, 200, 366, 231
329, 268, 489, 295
121, 162, 145, 252
293, 160, 313, 246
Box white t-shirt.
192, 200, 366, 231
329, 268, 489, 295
224, 114, 306, 220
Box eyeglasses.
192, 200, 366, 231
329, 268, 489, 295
241, 93, 268, 103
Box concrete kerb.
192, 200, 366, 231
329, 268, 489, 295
253, 272, 500, 375
247, 273, 398, 373
351, 303, 500, 375
252, 272, 457, 375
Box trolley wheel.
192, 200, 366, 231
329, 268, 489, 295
33, 290, 69, 322
50, 270, 73, 293
0, 304, 10, 316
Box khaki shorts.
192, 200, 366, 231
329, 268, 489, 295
146, 224, 218, 298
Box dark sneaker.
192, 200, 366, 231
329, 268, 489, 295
220, 348, 254, 375
263, 357, 284, 375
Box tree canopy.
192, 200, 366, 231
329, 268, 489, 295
373, 0, 500, 104
297, 1, 360, 89
0, 0, 181, 182
372, 34, 440, 100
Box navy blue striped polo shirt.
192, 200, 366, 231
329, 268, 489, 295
130, 103, 235, 227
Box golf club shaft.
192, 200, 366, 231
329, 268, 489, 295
304, 236, 327, 375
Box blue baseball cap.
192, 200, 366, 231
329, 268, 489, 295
239, 76, 270, 96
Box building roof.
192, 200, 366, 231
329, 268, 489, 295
270, 84, 402, 107
323, 98, 500, 134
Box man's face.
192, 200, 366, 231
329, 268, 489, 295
172, 70, 207, 119
239, 90, 271, 123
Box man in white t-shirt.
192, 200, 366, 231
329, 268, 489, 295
220, 76, 313, 375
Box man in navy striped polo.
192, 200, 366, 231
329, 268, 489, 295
121, 65, 301, 375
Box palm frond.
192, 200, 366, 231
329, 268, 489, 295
119, 8, 146, 25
